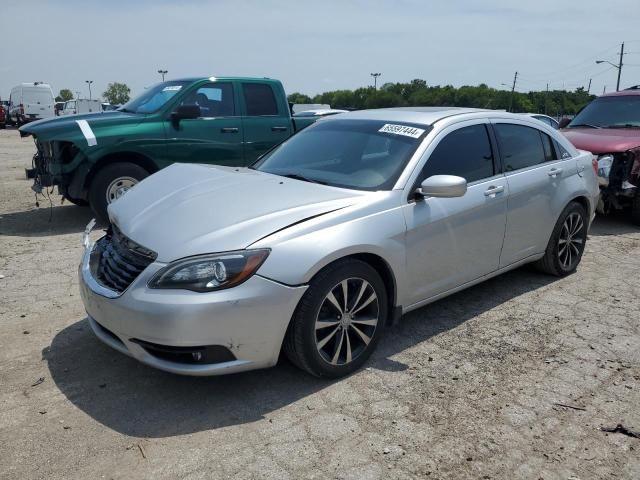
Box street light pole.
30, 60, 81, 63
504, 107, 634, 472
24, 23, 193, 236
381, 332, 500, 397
370, 73, 381, 90
596, 42, 624, 91
157, 69, 168, 81
85, 80, 93, 100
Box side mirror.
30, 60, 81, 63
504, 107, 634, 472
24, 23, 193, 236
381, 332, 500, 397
416, 175, 467, 198
171, 104, 200, 122
558, 117, 571, 129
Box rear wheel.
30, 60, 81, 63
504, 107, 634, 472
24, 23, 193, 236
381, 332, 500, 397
534, 201, 588, 276
284, 259, 387, 377
88, 162, 149, 223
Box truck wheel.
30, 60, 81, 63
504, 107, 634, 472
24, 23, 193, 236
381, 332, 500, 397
64, 196, 88, 207
89, 163, 149, 223
631, 192, 640, 226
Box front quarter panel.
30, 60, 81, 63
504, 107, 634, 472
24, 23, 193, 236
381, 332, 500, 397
252, 194, 409, 305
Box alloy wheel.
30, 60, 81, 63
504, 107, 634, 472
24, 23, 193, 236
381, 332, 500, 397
315, 277, 379, 366
558, 212, 584, 269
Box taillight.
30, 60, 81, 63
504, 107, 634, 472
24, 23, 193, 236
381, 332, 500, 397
592, 157, 598, 175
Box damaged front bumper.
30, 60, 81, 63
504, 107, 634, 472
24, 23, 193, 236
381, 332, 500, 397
78, 237, 308, 376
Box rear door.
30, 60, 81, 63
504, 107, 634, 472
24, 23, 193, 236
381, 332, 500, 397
240, 82, 292, 164
163, 81, 244, 167
24, 87, 54, 119
493, 121, 579, 266
402, 121, 508, 305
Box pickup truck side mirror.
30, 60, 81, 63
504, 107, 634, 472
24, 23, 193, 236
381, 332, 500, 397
415, 175, 467, 198
171, 104, 201, 123
558, 117, 571, 129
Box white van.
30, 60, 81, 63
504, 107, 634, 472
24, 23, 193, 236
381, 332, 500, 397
9, 83, 55, 125
59, 99, 103, 116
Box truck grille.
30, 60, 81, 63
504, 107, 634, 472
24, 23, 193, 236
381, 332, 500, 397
92, 226, 157, 294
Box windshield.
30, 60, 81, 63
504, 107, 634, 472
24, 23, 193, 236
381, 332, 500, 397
568, 95, 640, 128
119, 81, 190, 114
253, 119, 430, 191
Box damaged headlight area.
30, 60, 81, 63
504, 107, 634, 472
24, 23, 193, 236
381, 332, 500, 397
149, 249, 270, 292
596, 154, 614, 186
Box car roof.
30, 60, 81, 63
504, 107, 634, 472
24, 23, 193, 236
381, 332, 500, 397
601, 86, 640, 97
327, 107, 530, 126
168, 76, 279, 83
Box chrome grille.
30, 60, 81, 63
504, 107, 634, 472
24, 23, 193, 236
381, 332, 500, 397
92, 226, 156, 294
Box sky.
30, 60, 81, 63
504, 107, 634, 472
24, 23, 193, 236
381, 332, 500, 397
1, 0, 639, 102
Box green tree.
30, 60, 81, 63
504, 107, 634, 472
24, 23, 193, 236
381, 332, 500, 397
287, 92, 312, 104
103, 82, 131, 105
57, 89, 74, 102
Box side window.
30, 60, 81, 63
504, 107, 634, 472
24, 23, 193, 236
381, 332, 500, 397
243, 83, 278, 116
553, 139, 572, 159
540, 131, 555, 162
494, 124, 547, 171
420, 124, 495, 183
181, 83, 235, 117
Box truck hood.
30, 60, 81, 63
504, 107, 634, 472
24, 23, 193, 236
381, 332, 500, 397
109, 163, 367, 262
19, 111, 142, 138
562, 128, 640, 155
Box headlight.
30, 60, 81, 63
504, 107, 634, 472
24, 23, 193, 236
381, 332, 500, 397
596, 154, 614, 186
149, 249, 270, 292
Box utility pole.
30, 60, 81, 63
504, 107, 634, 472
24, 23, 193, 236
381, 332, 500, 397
587, 78, 592, 93
157, 69, 168, 81
603, 85, 606, 95
85, 80, 93, 100
545, 83, 549, 115
370, 73, 381, 90
616, 42, 624, 91
508, 71, 518, 112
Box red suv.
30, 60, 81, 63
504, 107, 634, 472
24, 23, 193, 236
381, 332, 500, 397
0, 104, 6, 129
562, 86, 640, 224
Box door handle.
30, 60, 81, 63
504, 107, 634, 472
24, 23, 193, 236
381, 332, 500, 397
548, 167, 563, 177
220, 127, 239, 133
271, 126, 288, 132
484, 185, 504, 197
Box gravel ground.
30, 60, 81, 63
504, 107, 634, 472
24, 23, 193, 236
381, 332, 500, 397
1, 128, 639, 480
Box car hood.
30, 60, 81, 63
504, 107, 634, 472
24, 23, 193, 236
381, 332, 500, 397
562, 128, 640, 155
109, 163, 368, 262
19, 111, 142, 138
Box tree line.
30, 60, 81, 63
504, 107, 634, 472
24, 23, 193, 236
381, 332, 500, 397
288, 79, 595, 117
54, 82, 131, 105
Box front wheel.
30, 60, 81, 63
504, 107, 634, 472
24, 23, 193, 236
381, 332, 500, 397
534, 201, 588, 276
88, 162, 149, 223
284, 259, 388, 377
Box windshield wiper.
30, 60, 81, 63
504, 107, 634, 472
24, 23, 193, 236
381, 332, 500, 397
279, 172, 327, 185
569, 123, 601, 129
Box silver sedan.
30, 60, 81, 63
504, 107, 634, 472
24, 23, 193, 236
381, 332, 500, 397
79, 108, 599, 377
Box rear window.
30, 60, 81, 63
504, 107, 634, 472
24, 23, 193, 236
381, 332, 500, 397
243, 83, 279, 116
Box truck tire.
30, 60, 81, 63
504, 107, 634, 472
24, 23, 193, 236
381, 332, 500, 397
89, 162, 149, 223
631, 192, 640, 226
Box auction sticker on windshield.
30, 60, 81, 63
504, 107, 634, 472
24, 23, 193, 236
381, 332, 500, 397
378, 124, 425, 138
162, 85, 182, 92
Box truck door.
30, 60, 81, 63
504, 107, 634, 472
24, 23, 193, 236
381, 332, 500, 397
240, 82, 292, 164
163, 81, 244, 167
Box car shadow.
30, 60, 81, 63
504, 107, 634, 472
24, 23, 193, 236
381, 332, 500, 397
45, 267, 556, 438
589, 212, 639, 237
0, 204, 101, 237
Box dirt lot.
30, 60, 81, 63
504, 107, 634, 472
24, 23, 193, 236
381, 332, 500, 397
0, 128, 639, 480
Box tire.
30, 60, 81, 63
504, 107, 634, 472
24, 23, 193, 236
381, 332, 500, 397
64, 195, 89, 207
284, 259, 388, 377
534, 201, 588, 276
88, 162, 149, 223
631, 192, 640, 226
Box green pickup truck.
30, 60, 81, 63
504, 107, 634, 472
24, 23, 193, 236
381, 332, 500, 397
19, 77, 318, 220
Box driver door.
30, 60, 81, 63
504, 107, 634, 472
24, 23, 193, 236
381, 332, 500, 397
163, 82, 244, 167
